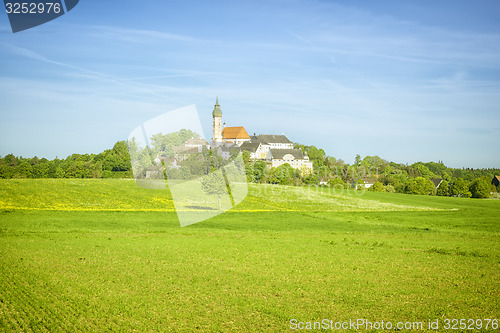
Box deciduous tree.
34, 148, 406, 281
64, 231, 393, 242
405, 177, 435, 195
201, 171, 228, 211
450, 178, 471, 198
436, 180, 450, 196
469, 178, 490, 198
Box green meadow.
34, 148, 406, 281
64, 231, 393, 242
0, 179, 499, 332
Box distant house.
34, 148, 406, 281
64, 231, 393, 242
363, 179, 377, 188
155, 155, 180, 169
145, 165, 162, 179
240, 142, 271, 161
207, 139, 240, 160
430, 178, 443, 189
173, 146, 200, 162
217, 146, 229, 160
184, 138, 210, 151
239, 133, 312, 170
492, 176, 500, 187
251, 134, 294, 150
171, 137, 210, 162
147, 155, 181, 178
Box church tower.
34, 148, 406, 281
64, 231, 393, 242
212, 97, 223, 144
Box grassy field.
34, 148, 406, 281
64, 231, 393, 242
0, 179, 499, 332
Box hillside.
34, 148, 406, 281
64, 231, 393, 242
1, 179, 435, 213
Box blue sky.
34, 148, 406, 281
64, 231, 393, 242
1, 0, 499, 168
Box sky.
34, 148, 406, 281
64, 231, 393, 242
0, 0, 499, 168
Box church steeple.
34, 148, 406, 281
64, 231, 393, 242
212, 97, 223, 143
212, 96, 222, 117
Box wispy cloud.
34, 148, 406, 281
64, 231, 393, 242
286, 4, 500, 70
0, 0, 499, 167
1, 43, 189, 103
86, 25, 219, 44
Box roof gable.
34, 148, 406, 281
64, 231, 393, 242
218, 146, 240, 153
240, 142, 261, 153
185, 138, 209, 146
430, 178, 443, 188
254, 134, 292, 144
159, 156, 177, 162
270, 149, 304, 160
173, 146, 199, 154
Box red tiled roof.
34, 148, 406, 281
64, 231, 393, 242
222, 126, 250, 140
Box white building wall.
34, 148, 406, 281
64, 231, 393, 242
234, 138, 251, 146
269, 143, 294, 149
256, 144, 271, 160
271, 158, 313, 170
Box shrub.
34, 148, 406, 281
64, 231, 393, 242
328, 177, 345, 189
369, 182, 385, 192
384, 184, 396, 193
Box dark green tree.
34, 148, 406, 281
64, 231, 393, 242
15, 161, 33, 178
268, 164, 296, 185
436, 180, 450, 196
405, 177, 435, 195
253, 161, 267, 183
450, 178, 472, 198
32, 163, 50, 178
469, 178, 491, 198
302, 171, 317, 185
65, 161, 90, 178
54, 166, 65, 178
354, 154, 362, 167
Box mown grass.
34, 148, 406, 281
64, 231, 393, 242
0, 179, 499, 332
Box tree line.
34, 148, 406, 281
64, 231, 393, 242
243, 146, 500, 199
0, 141, 132, 179
1, 140, 499, 198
